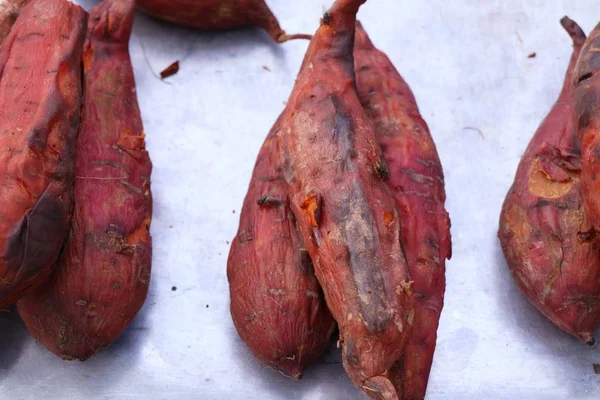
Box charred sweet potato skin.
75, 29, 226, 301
136, 0, 309, 43
499, 19, 600, 344
573, 21, 600, 232
18, 0, 152, 360
228, 115, 335, 379
354, 22, 451, 400
278, 0, 414, 396
0, 0, 30, 44
0, 0, 86, 308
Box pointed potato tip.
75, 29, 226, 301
559, 16, 586, 45
362, 375, 399, 400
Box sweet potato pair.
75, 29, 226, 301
136, 0, 310, 43
499, 19, 600, 343
230, 1, 450, 399
17, 0, 153, 360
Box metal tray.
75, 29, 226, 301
1, 1, 600, 399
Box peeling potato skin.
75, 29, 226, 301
0, 0, 30, 44
0, 0, 86, 308
354, 22, 451, 400
278, 1, 414, 396
499, 18, 600, 344
17, 0, 153, 360
573, 20, 600, 232
227, 115, 335, 379
136, 0, 311, 43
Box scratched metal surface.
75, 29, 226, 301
1, 0, 600, 399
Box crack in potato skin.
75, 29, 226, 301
500, 18, 600, 345
17, 0, 153, 361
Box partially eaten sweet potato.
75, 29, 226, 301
499, 18, 600, 344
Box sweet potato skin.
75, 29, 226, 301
277, 0, 414, 396
18, 0, 152, 360
136, 0, 310, 43
354, 22, 451, 400
499, 18, 600, 344
0, 0, 30, 44
0, 0, 86, 308
573, 21, 600, 232
227, 115, 335, 379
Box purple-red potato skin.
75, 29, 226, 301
499, 18, 599, 344
227, 115, 335, 379
573, 21, 600, 232
136, 0, 311, 43
354, 22, 451, 400
0, 0, 30, 43
18, 0, 152, 360
0, 0, 86, 308
277, 0, 415, 397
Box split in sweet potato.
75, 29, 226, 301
277, 0, 415, 397
499, 18, 599, 344
354, 21, 451, 400
227, 114, 335, 379
0, 0, 86, 308
136, 0, 311, 43
18, 0, 153, 360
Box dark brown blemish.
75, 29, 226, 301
375, 161, 390, 181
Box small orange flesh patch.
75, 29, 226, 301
383, 211, 395, 227
117, 129, 145, 151
302, 193, 321, 228
125, 217, 151, 246
528, 158, 576, 198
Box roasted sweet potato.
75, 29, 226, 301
573, 20, 600, 232
18, 0, 152, 360
0, 0, 30, 44
228, 114, 335, 379
277, 0, 415, 397
499, 18, 599, 344
136, 0, 311, 43
354, 21, 451, 400
0, 0, 86, 308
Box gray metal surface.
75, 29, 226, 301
1, 1, 600, 399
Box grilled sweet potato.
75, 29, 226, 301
0, 0, 30, 44
0, 0, 86, 308
499, 18, 599, 344
277, 0, 415, 397
136, 0, 310, 43
573, 20, 600, 232
228, 114, 335, 379
18, 0, 152, 360
354, 21, 451, 400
